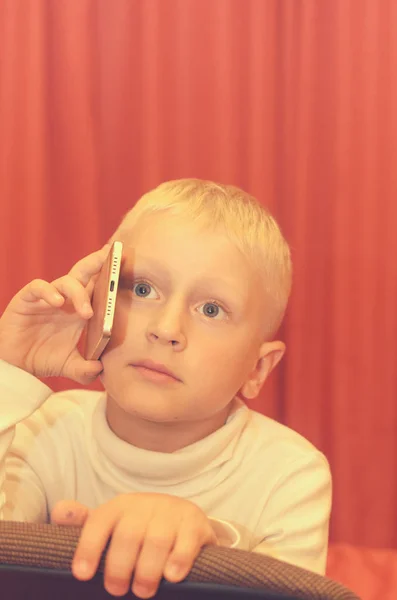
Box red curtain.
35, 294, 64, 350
1, 0, 396, 549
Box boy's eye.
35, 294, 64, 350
132, 281, 158, 299
198, 302, 227, 320
132, 283, 227, 320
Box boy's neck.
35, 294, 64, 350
105, 398, 232, 452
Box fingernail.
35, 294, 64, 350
83, 303, 93, 316
165, 564, 183, 580
106, 583, 127, 596
73, 560, 91, 578
133, 584, 153, 598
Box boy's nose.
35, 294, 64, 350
147, 331, 185, 348
146, 305, 187, 350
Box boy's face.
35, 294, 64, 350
101, 212, 283, 443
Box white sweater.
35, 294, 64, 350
0, 360, 331, 574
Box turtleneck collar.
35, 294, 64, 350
85, 394, 251, 496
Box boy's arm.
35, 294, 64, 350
0, 360, 52, 521
0, 247, 110, 521
207, 452, 331, 575
251, 452, 332, 574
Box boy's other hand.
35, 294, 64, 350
0, 245, 110, 384
51, 494, 218, 598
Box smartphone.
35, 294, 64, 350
84, 240, 123, 360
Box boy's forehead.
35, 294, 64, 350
122, 251, 240, 285
118, 212, 261, 291
121, 233, 243, 276
120, 210, 228, 245
120, 214, 219, 259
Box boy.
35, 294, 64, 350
0, 179, 331, 598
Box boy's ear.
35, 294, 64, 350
240, 341, 285, 400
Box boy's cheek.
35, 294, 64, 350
109, 298, 131, 346
104, 303, 142, 355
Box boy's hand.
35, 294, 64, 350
51, 494, 218, 598
0, 246, 110, 384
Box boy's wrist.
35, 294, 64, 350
0, 359, 52, 414
0, 348, 27, 372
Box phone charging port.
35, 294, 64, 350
110, 280, 115, 292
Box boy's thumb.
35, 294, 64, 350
51, 500, 91, 527
65, 355, 103, 385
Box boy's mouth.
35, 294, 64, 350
131, 359, 181, 382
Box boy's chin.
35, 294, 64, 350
105, 388, 189, 424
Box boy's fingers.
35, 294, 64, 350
51, 275, 93, 319
17, 246, 110, 314
63, 353, 103, 385
51, 500, 91, 527
72, 506, 121, 581
18, 246, 109, 308
164, 523, 218, 583
69, 245, 110, 287
19, 279, 65, 306
102, 518, 146, 597
131, 523, 176, 599
85, 272, 100, 299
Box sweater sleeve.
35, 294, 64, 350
208, 452, 331, 575
251, 452, 332, 574
0, 360, 53, 522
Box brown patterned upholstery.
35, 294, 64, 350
0, 521, 360, 599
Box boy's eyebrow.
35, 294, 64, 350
121, 257, 172, 283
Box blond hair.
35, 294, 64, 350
114, 179, 292, 338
